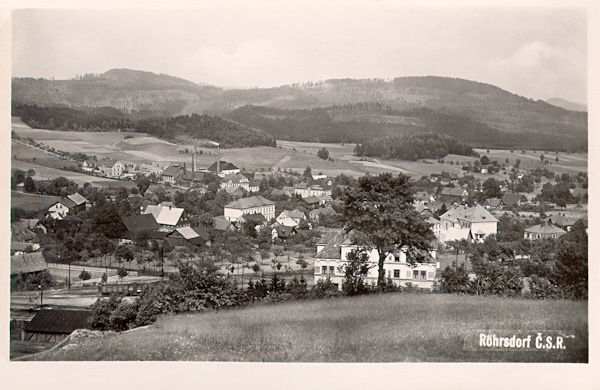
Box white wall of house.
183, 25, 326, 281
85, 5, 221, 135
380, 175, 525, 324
48, 203, 69, 220
224, 205, 275, 222
314, 246, 438, 290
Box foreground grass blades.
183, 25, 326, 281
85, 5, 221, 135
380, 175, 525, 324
27, 293, 587, 362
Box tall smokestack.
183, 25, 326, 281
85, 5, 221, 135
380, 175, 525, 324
217, 145, 221, 176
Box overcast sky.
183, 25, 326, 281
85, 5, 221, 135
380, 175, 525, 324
12, 3, 587, 103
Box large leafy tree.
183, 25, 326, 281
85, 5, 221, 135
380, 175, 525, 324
343, 173, 434, 293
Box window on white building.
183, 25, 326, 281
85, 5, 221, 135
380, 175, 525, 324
394, 255, 400, 262
322, 266, 327, 274
420, 271, 426, 279
413, 270, 419, 279
329, 266, 335, 275
393, 270, 400, 278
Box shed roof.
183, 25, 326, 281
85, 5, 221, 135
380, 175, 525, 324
143, 204, 185, 226
225, 195, 274, 210
11, 252, 48, 275
24, 310, 91, 334
67, 192, 87, 206
121, 214, 160, 233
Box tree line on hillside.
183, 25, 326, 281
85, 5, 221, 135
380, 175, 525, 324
11, 104, 276, 148
225, 104, 586, 152
354, 132, 473, 161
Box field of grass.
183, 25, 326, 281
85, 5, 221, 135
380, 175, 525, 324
22, 293, 587, 362
12, 118, 587, 180
11, 191, 63, 211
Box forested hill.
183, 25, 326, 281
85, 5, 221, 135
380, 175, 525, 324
12, 104, 276, 148
225, 104, 586, 152
12, 69, 587, 151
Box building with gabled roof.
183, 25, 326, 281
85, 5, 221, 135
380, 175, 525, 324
99, 160, 124, 177
438, 204, 498, 243
272, 225, 298, 240
11, 251, 48, 276
214, 216, 237, 232
47, 198, 78, 220
501, 193, 524, 208
224, 195, 275, 222
439, 187, 469, 203
524, 222, 566, 240
207, 161, 240, 177
167, 226, 210, 247
220, 173, 250, 190
294, 183, 332, 198
143, 203, 189, 227
313, 230, 438, 290
161, 165, 186, 184
277, 210, 306, 225
21, 310, 91, 342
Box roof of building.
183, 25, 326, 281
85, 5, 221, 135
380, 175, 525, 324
225, 186, 246, 196
11, 241, 38, 252
316, 228, 344, 246
275, 225, 297, 238
214, 216, 236, 231
170, 226, 209, 241
525, 223, 566, 234
439, 204, 498, 223
162, 165, 185, 178
222, 173, 249, 183
11, 252, 48, 275
310, 206, 338, 217
302, 196, 321, 204
24, 310, 91, 334
485, 198, 502, 207
53, 198, 78, 209
278, 210, 306, 220
143, 204, 185, 226
275, 217, 299, 227
501, 193, 522, 207
547, 214, 580, 227
11, 224, 39, 242
440, 187, 468, 197
67, 192, 87, 206
121, 214, 160, 233
208, 161, 239, 172
240, 213, 268, 225
313, 231, 350, 259
224, 195, 274, 210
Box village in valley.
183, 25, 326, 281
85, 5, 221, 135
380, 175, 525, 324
7, 5, 589, 366
10, 112, 588, 359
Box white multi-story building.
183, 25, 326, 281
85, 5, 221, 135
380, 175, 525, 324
313, 231, 438, 290
437, 204, 498, 243
294, 183, 332, 198
223, 196, 275, 222
220, 173, 250, 191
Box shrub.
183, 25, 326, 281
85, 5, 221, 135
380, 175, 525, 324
439, 263, 470, 293
526, 275, 567, 300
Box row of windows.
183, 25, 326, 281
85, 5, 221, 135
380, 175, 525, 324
318, 266, 431, 280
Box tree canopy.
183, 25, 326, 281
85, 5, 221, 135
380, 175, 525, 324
343, 173, 434, 292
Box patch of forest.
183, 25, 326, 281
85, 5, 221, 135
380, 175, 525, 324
354, 132, 474, 161
11, 104, 276, 148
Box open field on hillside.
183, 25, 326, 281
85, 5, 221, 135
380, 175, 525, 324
12, 141, 79, 170
10, 160, 134, 188
11, 191, 62, 211
22, 294, 587, 362
12, 118, 587, 179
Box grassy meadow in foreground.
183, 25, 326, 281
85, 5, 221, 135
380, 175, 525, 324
26, 294, 587, 362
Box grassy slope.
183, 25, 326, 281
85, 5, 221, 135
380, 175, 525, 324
26, 294, 587, 362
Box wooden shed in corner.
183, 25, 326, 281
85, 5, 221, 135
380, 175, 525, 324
21, 310, 91, 342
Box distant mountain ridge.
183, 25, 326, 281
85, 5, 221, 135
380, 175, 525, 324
11, 69, 587, 151
546, 97, 587, 112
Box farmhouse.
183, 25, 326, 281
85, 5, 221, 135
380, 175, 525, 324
99, 160, 124, 178
143, 203, 189, 228
313, 230, 438, 290
220, 173, 250, 190
161, 164, 186, 184
276, 210, 307, 225
272, 225, 298, 240
438, 204, 498, 243
119, 214, 163, 243
309, 206, 339, 222
223, 195, 275, 222
166, 226, 210, 247
439, 187, 469, 203
213, 216, 237, 232
501, 193, 524, 208
524, 222, 566, 240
